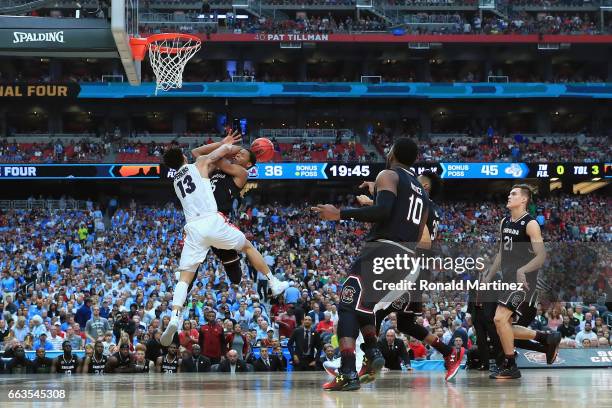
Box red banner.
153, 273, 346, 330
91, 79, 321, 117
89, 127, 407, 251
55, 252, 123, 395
189, 33, 612, 44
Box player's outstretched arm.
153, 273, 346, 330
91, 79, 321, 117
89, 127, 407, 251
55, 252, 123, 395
191, 129, 241, 158
195, 142, 241, 178
311, 169, 398, 222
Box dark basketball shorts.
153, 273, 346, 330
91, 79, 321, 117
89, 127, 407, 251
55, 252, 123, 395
497, 277, 539, 319
340, 240, 420, 315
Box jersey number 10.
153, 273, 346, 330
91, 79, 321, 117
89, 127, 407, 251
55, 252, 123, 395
177, 175, 196, 198
407, 195, 423, 225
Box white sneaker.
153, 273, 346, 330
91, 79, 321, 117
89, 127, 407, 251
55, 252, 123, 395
323, 359, 340, 376
269, 277, 289, 297
160, 317, 179, 347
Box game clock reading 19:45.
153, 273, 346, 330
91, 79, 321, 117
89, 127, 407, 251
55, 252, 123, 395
327, 164, 371, 178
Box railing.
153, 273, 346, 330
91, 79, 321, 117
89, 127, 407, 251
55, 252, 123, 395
487, 75, 509, 83
0, 0, 55, 14
101, 75, 125, 83
361, 75, 382, 84
0, 199, 88, 210
139, 12, 219, 24
403, 14, 462, 24
258, 128, 353, 140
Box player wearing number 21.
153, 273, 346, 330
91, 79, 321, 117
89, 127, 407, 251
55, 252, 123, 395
482, 184, 556, 380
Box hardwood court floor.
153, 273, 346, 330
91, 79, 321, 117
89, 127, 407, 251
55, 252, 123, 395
1, 369, 611, 408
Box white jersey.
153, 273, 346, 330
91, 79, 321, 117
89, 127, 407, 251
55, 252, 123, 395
173, 163, 217, 223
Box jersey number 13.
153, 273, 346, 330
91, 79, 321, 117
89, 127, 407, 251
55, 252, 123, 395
177, 175, 196, 198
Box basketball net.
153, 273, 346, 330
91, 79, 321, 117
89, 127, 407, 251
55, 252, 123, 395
144, 35, 201, 95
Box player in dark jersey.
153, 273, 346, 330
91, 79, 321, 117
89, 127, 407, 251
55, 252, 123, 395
483, 184, 560, 379
133, 344, 154, 373
52, 341, 80, 375
186, 130, 287, 298
106, 343, 134, 373
31, 347, 54, 374
5, 345, 32, 374
156, 342, 181, 373
312, 138, 458, 390
82, 340, 108, 374
361, 169, 464, 382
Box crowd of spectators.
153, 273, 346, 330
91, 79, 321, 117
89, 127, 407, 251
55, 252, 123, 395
0, 189, 609, 373
372, 131, 611, 163
2, 131, 610, 163
0, 140, 109, 164
269, 137, 372, 162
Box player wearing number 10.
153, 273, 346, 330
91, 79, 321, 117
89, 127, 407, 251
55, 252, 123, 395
160, 142, 288, 347
312, 138, 442, 391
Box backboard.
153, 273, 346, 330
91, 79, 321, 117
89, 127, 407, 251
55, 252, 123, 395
111, 0, 141, 85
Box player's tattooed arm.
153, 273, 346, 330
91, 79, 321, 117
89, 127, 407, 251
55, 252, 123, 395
191, 129, 241, 158
483, 219, 504, 283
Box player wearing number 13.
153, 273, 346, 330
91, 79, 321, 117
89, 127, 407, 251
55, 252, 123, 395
160, 141, 288, 348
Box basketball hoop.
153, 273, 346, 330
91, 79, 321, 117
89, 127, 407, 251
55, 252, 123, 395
130, 33, 202, 94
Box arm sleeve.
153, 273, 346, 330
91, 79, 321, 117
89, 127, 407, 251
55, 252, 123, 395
340, 190, 396, 223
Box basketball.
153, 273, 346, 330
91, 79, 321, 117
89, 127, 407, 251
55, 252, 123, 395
250, 138, 275, 162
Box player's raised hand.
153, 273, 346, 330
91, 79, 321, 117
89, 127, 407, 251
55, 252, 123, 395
311, 204, 341, 221
222, 129, 242, 145
359, 181, 375, 195
356, 195, 373, 206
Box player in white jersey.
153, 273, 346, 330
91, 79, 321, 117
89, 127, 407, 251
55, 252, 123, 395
160, 141, 289, 347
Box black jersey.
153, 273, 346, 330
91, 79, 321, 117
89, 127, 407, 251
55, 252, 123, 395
367, 167, 429, 247
134, 359, 151, 373
161, 355, 179, 373
500, 213, 538, 284
88, 354, 108, 374
32, 357, 53, 374
210, 170, 241, 215
56, 354, 79, 374
112, 352, 132, 370
426, 199, 441, 244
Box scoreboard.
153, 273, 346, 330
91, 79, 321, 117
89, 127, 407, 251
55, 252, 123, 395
0, 162, 608, 180
246, 162, 610, 181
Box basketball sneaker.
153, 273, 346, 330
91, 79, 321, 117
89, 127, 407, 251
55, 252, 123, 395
160, 316, 180, 347
323, 359, 340, 377
323, 371, 360, 391
357, 344, 385, 384
490, 363, 521, 379
544, 331, 561, 365
444, 347, 465, 381
269, 276, 289, 297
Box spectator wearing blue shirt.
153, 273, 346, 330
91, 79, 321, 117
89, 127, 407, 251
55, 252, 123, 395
75, 298, 93, 328
284, 281, 300, 305
33, 333, 54, 351
1, 271, 17, 294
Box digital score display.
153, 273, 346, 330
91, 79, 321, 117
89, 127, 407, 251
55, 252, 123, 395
0, 162, 608, 180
